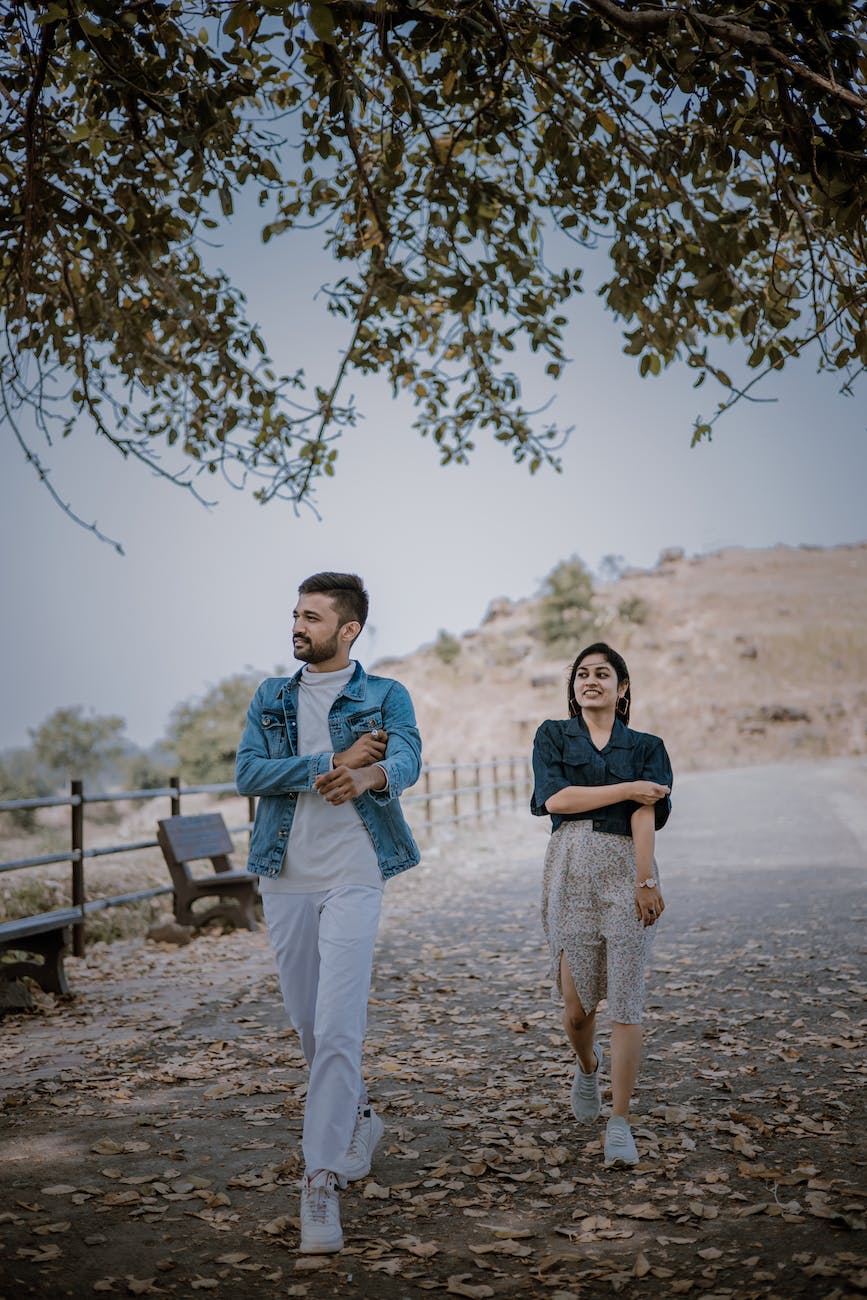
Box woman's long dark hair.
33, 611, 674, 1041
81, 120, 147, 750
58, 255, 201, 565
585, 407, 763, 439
567, 642, 631, 723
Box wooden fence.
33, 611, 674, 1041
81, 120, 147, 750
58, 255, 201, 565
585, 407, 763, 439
0, 759, 532, 955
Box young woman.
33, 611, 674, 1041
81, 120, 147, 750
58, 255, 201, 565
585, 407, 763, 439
531, 643, 672, 1167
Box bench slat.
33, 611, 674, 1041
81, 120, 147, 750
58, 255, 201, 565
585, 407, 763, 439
0, 908, 82, 940
158, 813, 234, 861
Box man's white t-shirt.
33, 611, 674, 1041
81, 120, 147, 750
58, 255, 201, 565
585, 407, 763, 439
258, 662, 383, 893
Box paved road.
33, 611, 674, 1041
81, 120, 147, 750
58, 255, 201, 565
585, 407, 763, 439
0, 760, 864, 1298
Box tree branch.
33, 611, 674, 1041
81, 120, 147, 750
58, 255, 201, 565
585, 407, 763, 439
579, 0, 867, 116
20, 17, 57, 295
1, 388, 125, 554
322, 44, 392, 249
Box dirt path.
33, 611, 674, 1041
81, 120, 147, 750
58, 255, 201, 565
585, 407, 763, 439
1, 761, 865, 1298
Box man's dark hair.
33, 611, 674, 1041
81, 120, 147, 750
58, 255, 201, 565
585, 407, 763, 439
298, 572, 369, 631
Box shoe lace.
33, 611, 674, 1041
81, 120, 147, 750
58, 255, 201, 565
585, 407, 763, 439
305, 1178, 335, 1223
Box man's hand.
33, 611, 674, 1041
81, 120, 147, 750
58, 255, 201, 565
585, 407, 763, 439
629, 781, 670, 805
314, 764, 387, 804
333, 730, 388, 769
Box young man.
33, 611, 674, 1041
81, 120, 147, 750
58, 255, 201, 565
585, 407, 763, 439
235, 572, 422, 1254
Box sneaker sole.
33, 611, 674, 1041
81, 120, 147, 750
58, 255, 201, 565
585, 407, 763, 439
300, 1234, 344, 1254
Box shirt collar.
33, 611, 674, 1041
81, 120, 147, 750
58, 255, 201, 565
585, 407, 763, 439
568, 712, 635, 751
283, 659, 367, 701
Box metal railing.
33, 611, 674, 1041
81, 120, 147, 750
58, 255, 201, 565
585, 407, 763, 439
0, 759, 531, 955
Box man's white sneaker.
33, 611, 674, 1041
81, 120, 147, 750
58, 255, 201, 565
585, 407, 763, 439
299, 1170, 343, 1253
603, 1116, 639, 1168
344, 1104, 384, 1181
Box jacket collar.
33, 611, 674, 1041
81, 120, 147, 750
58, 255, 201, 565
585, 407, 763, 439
566, 712, 635, 751
279, 660, 367, 702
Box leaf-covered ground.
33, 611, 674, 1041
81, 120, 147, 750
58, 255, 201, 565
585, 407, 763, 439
1, 768, 865, 1299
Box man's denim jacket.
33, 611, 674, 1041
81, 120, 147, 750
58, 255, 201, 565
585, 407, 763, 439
531, 715, 672, 835
235, 662, 422, 880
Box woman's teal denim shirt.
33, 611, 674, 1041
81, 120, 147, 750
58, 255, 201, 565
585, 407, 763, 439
531, 715, 673, 835
235, 662, 422, 879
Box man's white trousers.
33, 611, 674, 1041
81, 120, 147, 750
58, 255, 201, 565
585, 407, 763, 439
262, 885, 382, 1180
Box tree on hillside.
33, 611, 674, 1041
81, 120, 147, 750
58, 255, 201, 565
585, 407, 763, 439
3, 2, 865, 545
165, 672, 264, 784
537, 555, 599, 650
28, 705, 127, 784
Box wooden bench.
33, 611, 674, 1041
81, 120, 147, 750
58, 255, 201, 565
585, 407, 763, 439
0, 907, 83, 994
156, 813, 257, 931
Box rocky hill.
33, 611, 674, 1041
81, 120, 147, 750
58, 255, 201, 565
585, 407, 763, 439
373, 543, 867, 774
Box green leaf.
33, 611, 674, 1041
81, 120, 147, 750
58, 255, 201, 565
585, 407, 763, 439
308, 2, 336, 43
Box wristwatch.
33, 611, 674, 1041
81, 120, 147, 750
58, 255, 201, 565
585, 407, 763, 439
637, 877, 657, 889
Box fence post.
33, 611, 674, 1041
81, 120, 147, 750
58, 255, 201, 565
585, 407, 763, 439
71, 778, 85, 957
509, 757, 517, 806
170, 775, 181, 818
475, 759, 482, 815
492, 758, 500, 809
423, 767, 432, 831
451, 761, 460, 821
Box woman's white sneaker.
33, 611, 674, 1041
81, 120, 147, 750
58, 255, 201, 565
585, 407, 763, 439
299, 1170, 343, 1253
344, 1104, 384, 1181
570, 1040, 603, 1122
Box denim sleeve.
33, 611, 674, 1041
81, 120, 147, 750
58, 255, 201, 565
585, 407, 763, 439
234, 684, 332, 796
641, 735, 673, 830
367, 681, 422, 804
531, 722, 571, 816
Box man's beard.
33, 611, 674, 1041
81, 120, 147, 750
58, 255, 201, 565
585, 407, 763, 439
293, 631, 341, 664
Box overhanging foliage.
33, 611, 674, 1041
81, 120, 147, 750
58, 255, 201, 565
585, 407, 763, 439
2, 1, 865, 544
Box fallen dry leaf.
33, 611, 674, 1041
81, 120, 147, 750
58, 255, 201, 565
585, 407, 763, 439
446, 1276, 495, 1299
633, 1253, 652, 1277
125, 1279, 158, 1296
620, 1203, 664, 1220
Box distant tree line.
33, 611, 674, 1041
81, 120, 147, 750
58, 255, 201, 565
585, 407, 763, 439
0, 673, 264, 828
2, 556, 656, 824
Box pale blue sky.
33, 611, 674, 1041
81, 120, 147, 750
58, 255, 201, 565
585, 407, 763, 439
2, 221, 864, 752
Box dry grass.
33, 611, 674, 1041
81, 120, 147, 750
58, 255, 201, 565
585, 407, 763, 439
380, 542, 867, 774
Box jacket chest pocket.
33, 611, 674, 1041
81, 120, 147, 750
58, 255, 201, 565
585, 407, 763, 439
603, 755, 636, 784
261, 711, 289, 758
345, 709, 384, 737
562, 740, 605, 784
